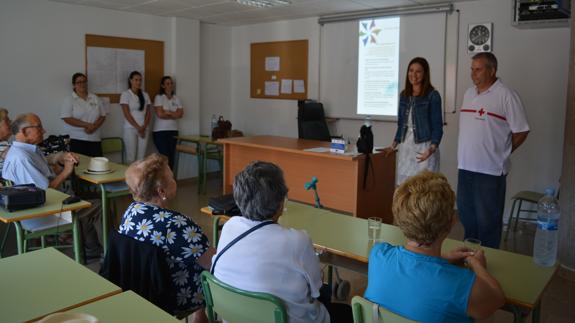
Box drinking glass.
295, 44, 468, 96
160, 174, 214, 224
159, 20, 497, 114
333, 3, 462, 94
368, 217, 382, 241
283, 196, 289, 212
464, 238, 482, 252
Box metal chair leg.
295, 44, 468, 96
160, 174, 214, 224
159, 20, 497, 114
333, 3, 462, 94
14, 222, 25, 254
505, 199, 519, 241
513, 200, 524, 233
0, 223, 12, 258
197, 151, 204, 195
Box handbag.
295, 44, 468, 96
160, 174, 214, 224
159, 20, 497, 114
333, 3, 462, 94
208, 194, 242, 217
212, 116, 232, 140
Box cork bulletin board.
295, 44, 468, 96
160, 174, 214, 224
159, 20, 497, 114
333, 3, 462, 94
85, 34, 164, 103
250, 39, 308, 100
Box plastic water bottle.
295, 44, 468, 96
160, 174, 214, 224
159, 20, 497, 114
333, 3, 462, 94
533, 188, 560, 267
210, 114, 217, 130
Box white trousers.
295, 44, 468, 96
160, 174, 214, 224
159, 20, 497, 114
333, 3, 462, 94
123, 127, 149, 164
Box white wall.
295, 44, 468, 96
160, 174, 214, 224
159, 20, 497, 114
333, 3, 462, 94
200, 24, 232, 136
0, 0, 201, 178
200, 0, 570, 213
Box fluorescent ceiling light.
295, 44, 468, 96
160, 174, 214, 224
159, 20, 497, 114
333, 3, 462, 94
236, 0, 291, 8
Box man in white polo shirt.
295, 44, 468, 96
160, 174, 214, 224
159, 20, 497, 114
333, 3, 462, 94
457, 52, 530, 249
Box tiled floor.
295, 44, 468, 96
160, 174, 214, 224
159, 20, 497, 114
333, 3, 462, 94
1, 175, 574, 322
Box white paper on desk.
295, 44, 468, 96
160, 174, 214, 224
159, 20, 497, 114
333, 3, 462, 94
265, 56, 280, 71
304, 147, 330, 153
294, 80, 305, 93
281, 79, 292, 94
265, 81, 280, 96
20, 211, 72, 231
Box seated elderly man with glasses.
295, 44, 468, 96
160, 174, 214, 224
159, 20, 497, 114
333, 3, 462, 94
2, 113, 102, 258
212, 161, 330, 323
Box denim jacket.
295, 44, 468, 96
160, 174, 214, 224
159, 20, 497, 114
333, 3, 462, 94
394, 90, 443, 146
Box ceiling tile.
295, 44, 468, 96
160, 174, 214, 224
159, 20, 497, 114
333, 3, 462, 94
351, 0, 417, 8
175, 1, 251, 19
73, 0, 134, 10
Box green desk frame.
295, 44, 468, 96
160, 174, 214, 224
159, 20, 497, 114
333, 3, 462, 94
175, 135, 223, 194
0, 189, 91, 262
75, 155, 130, 252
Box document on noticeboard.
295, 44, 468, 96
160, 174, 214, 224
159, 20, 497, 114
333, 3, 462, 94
265, 56, 280, 71
294, 80, 305, 93
265, 81, 280, 96
281, 79, 292, 94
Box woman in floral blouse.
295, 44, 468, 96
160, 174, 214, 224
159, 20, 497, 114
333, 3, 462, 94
119, 153, 214, 322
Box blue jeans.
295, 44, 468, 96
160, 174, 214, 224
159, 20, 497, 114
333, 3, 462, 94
153, 130, 178, 170
457, 169, 506, 249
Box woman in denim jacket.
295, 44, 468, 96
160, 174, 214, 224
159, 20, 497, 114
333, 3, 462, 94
383, 57, 443, 185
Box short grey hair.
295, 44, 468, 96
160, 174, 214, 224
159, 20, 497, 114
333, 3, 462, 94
11, 113, 32, 135
472, 52, 498, 72
233, 161, 288, 221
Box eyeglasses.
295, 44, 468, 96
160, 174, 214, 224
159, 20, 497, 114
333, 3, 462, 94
23, 125, 44, 131
75, 80, 87, 84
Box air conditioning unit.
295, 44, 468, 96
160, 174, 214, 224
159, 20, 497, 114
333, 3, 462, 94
512, 0, 570, 28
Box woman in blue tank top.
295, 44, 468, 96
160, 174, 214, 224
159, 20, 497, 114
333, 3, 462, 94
364, 171, 505, 323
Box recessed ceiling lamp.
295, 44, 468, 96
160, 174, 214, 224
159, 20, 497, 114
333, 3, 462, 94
236, 0, 291, 8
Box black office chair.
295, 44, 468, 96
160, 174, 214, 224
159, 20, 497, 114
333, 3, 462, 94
297, 100, 331, 142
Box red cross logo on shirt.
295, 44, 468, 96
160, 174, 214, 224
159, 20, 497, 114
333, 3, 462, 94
478, 108, 485, 116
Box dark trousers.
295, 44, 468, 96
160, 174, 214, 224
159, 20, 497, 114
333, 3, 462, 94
70, 139, 102, 157
457, 169, 507, 249
319, 284, 353, 323
153, 130, 178, 170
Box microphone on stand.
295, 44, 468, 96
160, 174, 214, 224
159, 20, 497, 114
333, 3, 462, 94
304, 176, 323, 209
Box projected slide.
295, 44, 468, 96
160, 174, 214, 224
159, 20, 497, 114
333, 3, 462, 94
357, 17, 400, 116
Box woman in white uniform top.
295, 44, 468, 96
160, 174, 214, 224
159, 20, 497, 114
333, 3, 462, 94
153, 76, 183, 170
120, 71, 151, 163
61, 73, 106, 157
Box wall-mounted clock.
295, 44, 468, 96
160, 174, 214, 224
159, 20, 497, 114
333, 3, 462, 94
468, 23, 493, 54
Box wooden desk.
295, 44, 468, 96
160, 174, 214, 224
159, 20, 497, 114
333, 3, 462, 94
219, 136, 395, 221
0, 248, 121, 322
75, 154, 130, 251
206, 202, 557, 323
0, 189, 91, 262
63, 291, 180, 323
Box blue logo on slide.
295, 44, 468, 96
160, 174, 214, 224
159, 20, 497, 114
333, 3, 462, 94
359, 20, 381, 46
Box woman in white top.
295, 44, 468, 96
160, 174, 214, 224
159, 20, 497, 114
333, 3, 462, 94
213, 161, 330, 323
153, 76, 183, 169
120, 71, 151, 164
61, 73, 106, 157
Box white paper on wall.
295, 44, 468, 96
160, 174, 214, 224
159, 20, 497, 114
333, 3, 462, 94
87, 47, 145, 93
265, 81, 280, 96
281, 79, 292, 94
294, 80, 305, 93
265, 56, 280, 71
